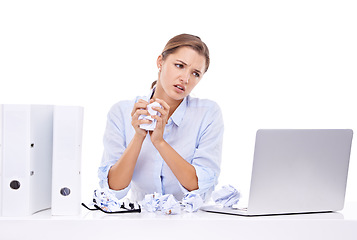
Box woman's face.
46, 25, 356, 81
156, 46, 206, 102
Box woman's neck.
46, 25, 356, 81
152, 85, 183, 119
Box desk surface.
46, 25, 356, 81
1, 202, 357, 240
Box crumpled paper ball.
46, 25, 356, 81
141, 192, 181, 215
181, 192, 204, 212
211, 185, 241, 207
93, 188, 123, 212
139, 102, 162, 131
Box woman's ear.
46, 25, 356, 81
157, 55, 163, 70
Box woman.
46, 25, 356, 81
98, 34, 223, 202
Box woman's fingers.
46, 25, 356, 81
139, 119, 152, 124
131, 99, 149, 117
133, 118, 152, 127
154, 98, 170, 111
132, 109, 150, 119
131, 99, 151, 137
152, 98, 170, 118
131, 99, 170, 134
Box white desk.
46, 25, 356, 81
1, 202, 357, 240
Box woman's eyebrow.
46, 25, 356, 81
176, 59, 202, 74
176, 59, 187, 66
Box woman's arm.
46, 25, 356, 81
107, 99, 151, 190
153, 140, 199, 191
108, 133, 145, 190
150, 98, 199, 191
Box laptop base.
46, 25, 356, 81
200, 205, 334, 217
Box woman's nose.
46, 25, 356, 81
180, 70, 190, 84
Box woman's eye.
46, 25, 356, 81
193, 72, 200, 78
175, 64, 184, 68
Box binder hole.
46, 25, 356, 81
10, 180, 21, 190
60, 187, 71, 196
30, 143, 35, 148
30, 171, 34, 176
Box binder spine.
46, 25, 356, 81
51, 106, 84, 215
1, 105, 31, 216
29, 105, 54, 214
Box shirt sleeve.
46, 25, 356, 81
189, 102, 224, 199
97, 101, 131, 200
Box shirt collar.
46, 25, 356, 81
170, 96, 187, 127
147, 87, 187, 127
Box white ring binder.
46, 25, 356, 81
51, 105, 84, 216
0, 105, 54, 216
0, 104, 84, 216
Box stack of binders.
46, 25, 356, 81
0, 104, 84, 216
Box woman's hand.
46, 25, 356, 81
131, 99, 151, 138
149, 98, 170, 147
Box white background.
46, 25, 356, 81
1, 0, 356, 203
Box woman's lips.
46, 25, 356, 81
174, 84, 185, 93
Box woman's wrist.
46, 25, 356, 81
134, 132, 147, 143
152, 138, 167, 150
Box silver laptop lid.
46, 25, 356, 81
247, 129, 353, 215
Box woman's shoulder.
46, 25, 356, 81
109, 96, 146, 114
187, 95, 221, 111
185, 96, 223, 125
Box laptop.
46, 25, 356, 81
201, 129, 353, 216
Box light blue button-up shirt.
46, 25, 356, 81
98, 90, 224, 202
